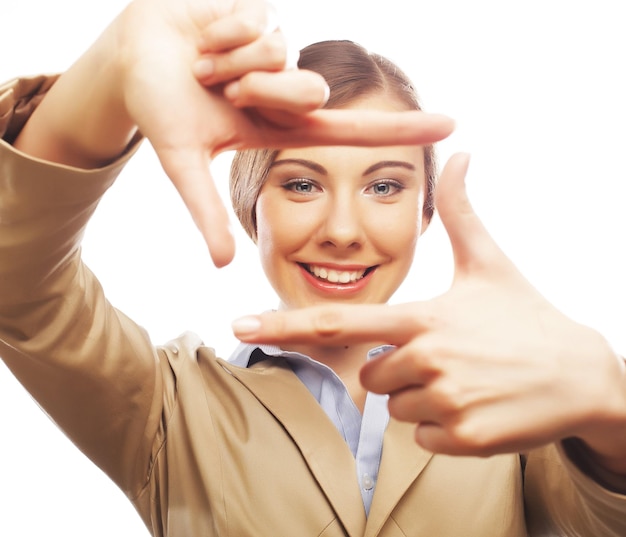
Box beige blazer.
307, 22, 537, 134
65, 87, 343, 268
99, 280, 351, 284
1, 76, 626, 537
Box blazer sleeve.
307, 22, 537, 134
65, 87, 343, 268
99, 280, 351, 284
0, 76, 163, 500
524, 440, 626, 535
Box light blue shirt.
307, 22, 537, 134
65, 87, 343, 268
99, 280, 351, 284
229, 343, 391, 516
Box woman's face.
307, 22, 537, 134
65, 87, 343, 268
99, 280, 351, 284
255, 95, 427, 310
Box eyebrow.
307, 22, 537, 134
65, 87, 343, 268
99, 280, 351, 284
270, 158, 416, 176
363, 160, 416, 175
270, 158, 327, 175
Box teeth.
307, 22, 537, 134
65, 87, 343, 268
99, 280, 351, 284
308, 265, 366, 283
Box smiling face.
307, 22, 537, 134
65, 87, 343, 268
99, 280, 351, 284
255, 95, 426, 310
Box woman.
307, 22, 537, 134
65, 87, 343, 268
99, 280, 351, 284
1, 0, 625, 536
230, 40, 626, 535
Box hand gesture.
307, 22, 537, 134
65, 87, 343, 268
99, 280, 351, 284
119, 0, 454, 266
232, 153, 626, 460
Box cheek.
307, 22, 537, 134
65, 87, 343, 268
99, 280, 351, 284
255, 218, 287, 293
367, 203, 422, 259
255, 198, 318, 262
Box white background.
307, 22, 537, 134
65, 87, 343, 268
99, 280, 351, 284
1, 0, 625, 535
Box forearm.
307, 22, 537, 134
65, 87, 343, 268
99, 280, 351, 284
13, 10, 137, 169
0, 111, 153, 493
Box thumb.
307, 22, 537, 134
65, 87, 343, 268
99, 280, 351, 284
158, 147, 235, 268
435, 153, 501, 273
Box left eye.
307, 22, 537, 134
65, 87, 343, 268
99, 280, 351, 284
373, 183, 391, 195
368, 181, 403, 196
293, 182, 314, 193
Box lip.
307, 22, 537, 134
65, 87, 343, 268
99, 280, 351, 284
297, 262, 377, 295
302, 262, 372, 271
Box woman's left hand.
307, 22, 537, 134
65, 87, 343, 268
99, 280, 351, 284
233, 153, 626, 468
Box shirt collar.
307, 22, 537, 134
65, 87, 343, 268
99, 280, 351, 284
228, 342, 395, 368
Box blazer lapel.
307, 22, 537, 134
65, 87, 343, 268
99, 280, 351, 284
219, 357, 367, 537
364, 419, 433, 537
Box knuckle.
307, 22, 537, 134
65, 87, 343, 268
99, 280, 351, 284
410, 343, 435, 371
273, 314, 288, 338
261, 311, 287, 339
404, 347, 430, 380
233, 74, 254, 99
404, 309, 426, 332
212, 54, 237, 80
233, 73, 268, 105
415, 301, 445, 331
311, 306, 345, 338
235, 18, 264, 41
299, 72, 329, 109
433, 379, 464, 414
261, 34, 288, 68
449, 420, 494, 456
407, 337, 441, 375
388, 393, 414, 422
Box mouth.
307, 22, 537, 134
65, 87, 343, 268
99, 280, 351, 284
299, 263, 377, 284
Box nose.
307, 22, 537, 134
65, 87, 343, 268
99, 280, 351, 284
318, 194, 364, 249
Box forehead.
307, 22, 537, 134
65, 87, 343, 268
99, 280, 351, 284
273, 144, 425, 177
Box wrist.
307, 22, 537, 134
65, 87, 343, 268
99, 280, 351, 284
14, 15, 137, 168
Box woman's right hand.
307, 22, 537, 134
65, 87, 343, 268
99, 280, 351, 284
17, 0, 455, 266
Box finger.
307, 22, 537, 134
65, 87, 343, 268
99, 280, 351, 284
360, 343, 438, 395
414, 422, 513, 457
387, 386, 438, 423
224, 69, 329, 114
231, 303, 429, 346
224, 108, 454, 152
272, 109, 455, 148
157, 147, 235, 267
414, 423, 456, 454
195, 32, 292, 85
198, 1, 278, 52
436, 153, 505, 273
415, 415, 550, 457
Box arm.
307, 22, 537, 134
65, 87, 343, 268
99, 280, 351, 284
0, 75, 154, 494
523, 443, 626, 536
2, 0, 454, 498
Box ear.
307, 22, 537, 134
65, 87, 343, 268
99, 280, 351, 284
418, 190, 436, 236
419, 206, 433, 236
419, 165, 436, 236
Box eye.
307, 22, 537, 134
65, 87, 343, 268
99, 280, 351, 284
366, 179, 404, 197
282, 178, 320, 195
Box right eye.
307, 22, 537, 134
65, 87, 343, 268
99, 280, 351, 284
282, 178, 320, 194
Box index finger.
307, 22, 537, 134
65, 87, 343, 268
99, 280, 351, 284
231, 303, 428, 346
265, 108, 455, 149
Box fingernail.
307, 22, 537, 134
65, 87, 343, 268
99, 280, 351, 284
368, 345, 396, 360
232, 316, 261, 338
193, 58, 214, 79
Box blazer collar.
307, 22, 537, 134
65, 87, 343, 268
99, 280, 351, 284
219, 357, 367, 537
365, 419, 433, 537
